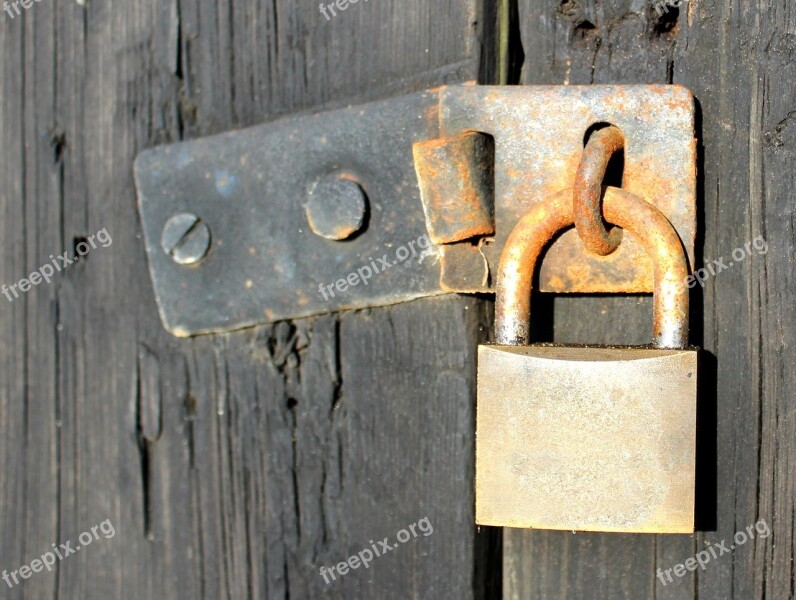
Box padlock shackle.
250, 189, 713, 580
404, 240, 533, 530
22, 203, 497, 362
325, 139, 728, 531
495, 187, 690, 349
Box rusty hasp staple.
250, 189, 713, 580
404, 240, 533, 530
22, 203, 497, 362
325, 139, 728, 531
573, 125, 626, 256
413, 132, 495, 245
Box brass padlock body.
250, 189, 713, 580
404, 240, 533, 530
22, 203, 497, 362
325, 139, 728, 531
476, 345, 697, 533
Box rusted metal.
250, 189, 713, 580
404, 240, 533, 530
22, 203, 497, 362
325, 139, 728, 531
495, 187, 689, 349
413, 131, 495, 244
573, 125, 625, 256
438, 85, 697, 294
438, 242, 490, 292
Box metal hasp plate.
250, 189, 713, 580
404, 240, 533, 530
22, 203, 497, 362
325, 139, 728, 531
135, 85, 696, 336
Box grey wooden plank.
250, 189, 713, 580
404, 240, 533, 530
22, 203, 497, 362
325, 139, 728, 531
0, 5, 62, 600
675, 1, 795, 599
1, 0, 500, 598
506, 1, 795, 599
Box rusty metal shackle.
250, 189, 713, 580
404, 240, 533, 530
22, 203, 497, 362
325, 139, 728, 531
573, 126, 625, 256
495, 187, 690, 349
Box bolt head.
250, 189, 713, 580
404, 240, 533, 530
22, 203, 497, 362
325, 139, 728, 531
161, 213, 212, 265
305, 175, 368, 241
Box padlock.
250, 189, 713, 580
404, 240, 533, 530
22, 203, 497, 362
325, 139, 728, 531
476, 187, 698, 533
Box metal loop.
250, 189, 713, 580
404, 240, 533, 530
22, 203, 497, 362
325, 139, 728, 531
495, 187, 689, 349
573, 126, 625, 255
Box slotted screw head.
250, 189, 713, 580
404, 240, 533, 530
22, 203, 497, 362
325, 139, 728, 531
161, 213, 212, 265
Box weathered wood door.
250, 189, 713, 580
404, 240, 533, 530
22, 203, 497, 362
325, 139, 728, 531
1, 0, 792, 599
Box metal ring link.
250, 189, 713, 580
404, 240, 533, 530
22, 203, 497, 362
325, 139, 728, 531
573, 125, 626, 256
